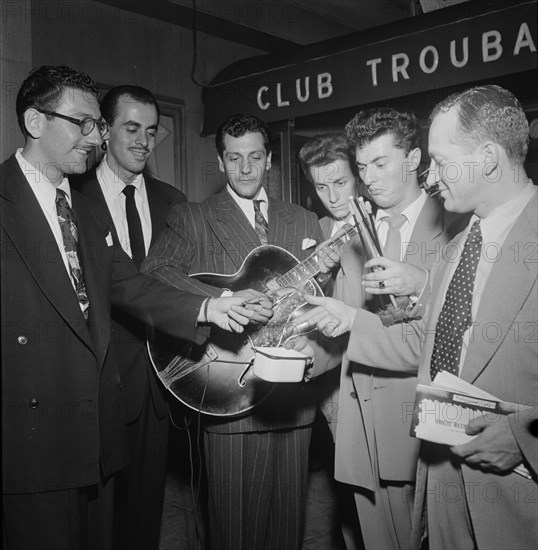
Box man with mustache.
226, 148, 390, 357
1, 66, 271, 550
72, 85, 188, 550
143, 113, 337, 550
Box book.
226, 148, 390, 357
411, 371, 533, 479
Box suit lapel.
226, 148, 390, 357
71, 192, 111, 365
1, 158, 95, 354
405, 196, 443, 264
267, 197, 297, 251
462, 196, 538, 383
207, 190, 260, 270
422, 230, 468, 377
146, 180, 172, 247
319, 216, 334, 240
75, 168, 121, 245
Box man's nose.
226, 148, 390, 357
135, 131, 148, 147
328, 186, 339, 203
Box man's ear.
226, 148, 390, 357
482, 142, 499, 176
265, 151, 272, 171
407, 147, 422, 172
23, 108, 43, 139
218, 155, 225, 173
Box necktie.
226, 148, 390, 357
383, 214, 406, 261
430, 220, 482, 380
122, 184, 146, 269
56, 189, 90, 318
253, 199, 269, 245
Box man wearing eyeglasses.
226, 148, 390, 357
0, 65, 272, 550
72, 85, 187, 550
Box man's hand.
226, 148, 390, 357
315, 239, 341, 274
363, 257, 427, 296
450, 414, 523, 474
205, 295, 272, 333
283, 336, 315, 381
285, 295, 357, 338
231, 289, 274, 325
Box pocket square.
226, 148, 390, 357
302, 238, 317, 250
105, 232, 113, 247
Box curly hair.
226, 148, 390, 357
16, 65, 99, 136
100, 84, 160, 126
430, 85, 529, 163
345, 107, 421, 155
299, 133, 358, 183
216, 114, 271, 158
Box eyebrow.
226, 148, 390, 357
356, 155, 388, 165
225, 150, 265, 156
123, 120, 158, 129
70, 111, 99, 119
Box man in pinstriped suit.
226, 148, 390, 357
143, 114, 336, 550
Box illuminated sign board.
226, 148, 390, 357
203, 2, 537, 133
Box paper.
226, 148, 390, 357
411, 370, 533, 479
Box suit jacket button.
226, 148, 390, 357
17, 335, 28, 345
29, 398, 39, 409
350, 391, 358, 399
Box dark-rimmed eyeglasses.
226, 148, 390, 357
36, 108, 109, 137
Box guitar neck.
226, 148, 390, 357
275, 224, 357, 289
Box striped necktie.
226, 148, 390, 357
253, 199, 268, 245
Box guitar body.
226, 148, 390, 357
148, 245, 322, 417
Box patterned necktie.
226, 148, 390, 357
430, 220, 482, 380
383, 214, 406, 261
122, 184, 146, 269
56, 189, 90, 318
253, 199, 269, 245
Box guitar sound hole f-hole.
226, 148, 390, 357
238, 362, 253, 387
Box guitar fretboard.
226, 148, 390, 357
275, 223, 357, 290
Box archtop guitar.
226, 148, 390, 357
148, 224, 357, 417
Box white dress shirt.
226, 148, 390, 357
440, 182, 537, 374
96, 157, 152, 258
375, 190, 428, 260
227, 184, 269, 227
16, 149, 88, 312
16, 149, 74, 283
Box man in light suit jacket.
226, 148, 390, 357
299, 114, 454, 550
72, 85, 187, 550
293, 85, 538, 550
143, 114, 336, 550
1, 66, 270, 550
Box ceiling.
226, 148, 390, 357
97, 0, 471, 52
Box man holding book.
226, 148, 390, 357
293, 85, 538, 550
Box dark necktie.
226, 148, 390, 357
55, 189, 90, 318
253, 199, 268, 245
383, 214, 406, 261
430, 220, 482, 380
122, 184, 146, 269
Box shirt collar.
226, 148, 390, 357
98, 155, 144, 201
375, 189, 427, 226
226, 184, 268, 209
16, 148, 71, 206
473, 181, 536, 244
